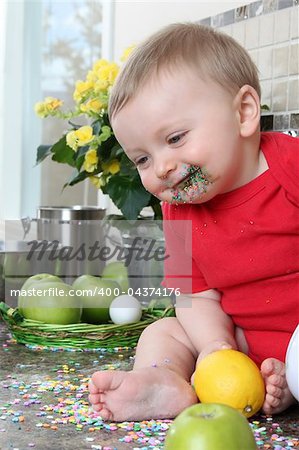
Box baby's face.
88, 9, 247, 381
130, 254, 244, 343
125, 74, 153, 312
112, 68, 245, 205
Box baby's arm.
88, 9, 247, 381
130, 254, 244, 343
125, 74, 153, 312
175, 289, 237, 361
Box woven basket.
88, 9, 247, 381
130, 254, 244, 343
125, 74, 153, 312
0, 301, 175, 350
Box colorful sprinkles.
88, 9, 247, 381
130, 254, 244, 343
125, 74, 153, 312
1, 338, 298, 449
171, 164, 213, 203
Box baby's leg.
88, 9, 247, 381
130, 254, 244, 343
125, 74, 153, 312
261, 358, 296, 414
89, 317, 198, 421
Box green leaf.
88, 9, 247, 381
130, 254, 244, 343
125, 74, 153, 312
91, 119, 102, 136
261, 104, 270, 111
51, 135, 76, 167
149, 196, 163, 220
100, 135, 119, 161
118, 153, 135, 175
103, 174, 151, 220
36, 144, 52, 164
75, 145, 90, 170
102, 112, 111, 127
67, 169, 89, 186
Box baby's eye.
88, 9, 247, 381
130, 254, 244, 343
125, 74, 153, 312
135, 156, 148, 167
167, 132, 186, 145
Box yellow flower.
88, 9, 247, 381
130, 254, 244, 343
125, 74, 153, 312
94, 78, 109, 93
91, 62, 120, 93
80, 98, 103, 115
66, 130, 79, 151
66, 125, 94, 151
106, 63, 119, 85
83, 149, 98, 173
120, 45, 136, 62
45, 96, 63, 110
91, 59, 109, 73
34, 97, 63, 117
75, 125, 94, 146
34, 101, 48, 118
102, 159, 120, 175
90, 175, 105, 188
73, 80, 94, 103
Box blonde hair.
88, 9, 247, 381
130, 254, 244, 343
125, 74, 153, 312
108, 22, 261, 119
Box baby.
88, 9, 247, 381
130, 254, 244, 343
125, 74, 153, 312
88, 23, 298, 421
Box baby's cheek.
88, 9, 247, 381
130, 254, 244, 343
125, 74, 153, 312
155, 190, 165, 201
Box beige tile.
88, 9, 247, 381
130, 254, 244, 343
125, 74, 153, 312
220, 25, 232, 37
274, 9, 290, 44
232, 21, 245, 46
257, 47, 273, 80
259, 13, 274, 46
288, 79, 299, 111
272, 79, 288, 112
245, 17, 259, 49
260, 80, 272, 109
273, 46, 289, 78
289, 43, 299, 76
249, 50, 258, 68
290, 6, 299, 39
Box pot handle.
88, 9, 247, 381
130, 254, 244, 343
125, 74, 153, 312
21, 217, 37, 240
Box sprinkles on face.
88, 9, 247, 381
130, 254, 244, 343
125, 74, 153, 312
171, 164, 213, 203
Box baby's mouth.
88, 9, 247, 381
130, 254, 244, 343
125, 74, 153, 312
171, 165, 213, 202
175, 167, 200, 190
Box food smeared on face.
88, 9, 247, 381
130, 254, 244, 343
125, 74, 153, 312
171, 164, 213, 203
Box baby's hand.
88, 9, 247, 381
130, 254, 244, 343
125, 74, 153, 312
198, 340, 233, 363
190, 341, 233, 384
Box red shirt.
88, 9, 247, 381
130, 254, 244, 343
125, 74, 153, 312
162, 132, 299, 365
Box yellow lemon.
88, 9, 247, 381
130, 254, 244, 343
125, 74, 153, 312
193, 349, 265, 418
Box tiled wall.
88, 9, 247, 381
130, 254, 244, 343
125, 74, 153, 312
199, 0, 299, 134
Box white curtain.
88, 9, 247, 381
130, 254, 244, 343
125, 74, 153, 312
0, 0, 6, 220
0, 0, 42, 220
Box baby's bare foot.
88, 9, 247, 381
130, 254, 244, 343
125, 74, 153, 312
261, 358, 296, 414
88, 367, 197, 421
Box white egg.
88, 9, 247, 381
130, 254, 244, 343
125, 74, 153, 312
109, 294, 142, 325
286, 325, 299, 401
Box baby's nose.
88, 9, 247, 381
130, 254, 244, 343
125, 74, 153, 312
155, 157, 177, 180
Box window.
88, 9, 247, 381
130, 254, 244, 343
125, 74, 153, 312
0, 0, 113, 219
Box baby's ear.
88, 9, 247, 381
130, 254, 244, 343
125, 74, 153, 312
236, 85, 260, 137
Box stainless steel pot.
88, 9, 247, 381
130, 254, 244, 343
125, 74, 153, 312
2, 207, 107, 306
35, 206, 106, 281
0, 240, 61, 307
36, 206, 106, 243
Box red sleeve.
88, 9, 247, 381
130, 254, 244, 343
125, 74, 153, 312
261, 132, 299, 204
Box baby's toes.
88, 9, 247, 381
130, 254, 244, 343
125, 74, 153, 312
265, 393, 281, 409
266, 383, 282, 399
97, 407, 113, 421
267, 373, 287, 389
88, 379, 99, 394
88, 392, 102, 405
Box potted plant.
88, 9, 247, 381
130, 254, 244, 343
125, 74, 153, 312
34, 54, 162, 221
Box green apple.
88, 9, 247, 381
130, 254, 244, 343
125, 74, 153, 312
21, 273, 62, 291
18, 280, 82, 325
165, 403, 257, 450
101, 261, 129, 293
72, 275, 119, 324
18, 273, 62, 317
